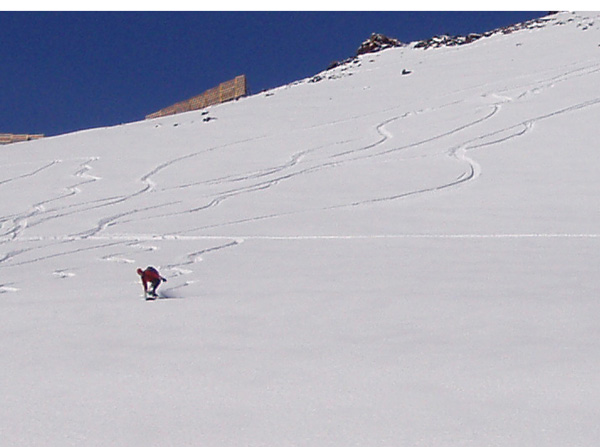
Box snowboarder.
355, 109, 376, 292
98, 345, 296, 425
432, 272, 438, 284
137, 266, 167, 298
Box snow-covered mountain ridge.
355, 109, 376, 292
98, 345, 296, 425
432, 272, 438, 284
412, 11, 563, 49
335, 12, 562, 68
2, 11, 600, 446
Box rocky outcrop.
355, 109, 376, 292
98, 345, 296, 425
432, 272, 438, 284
414, 33, 484, 49
321, 13, 559, 76
414, 14, 557, 50
357, 33, 405, 55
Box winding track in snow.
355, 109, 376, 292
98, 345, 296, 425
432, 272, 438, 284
3, 41, 600, 272
115, 103, 495, 230
109, 59, 600, 234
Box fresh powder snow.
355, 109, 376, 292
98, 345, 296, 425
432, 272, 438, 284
1, 11, 600, 446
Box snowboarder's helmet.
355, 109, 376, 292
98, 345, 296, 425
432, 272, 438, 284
137, 268, 143, 276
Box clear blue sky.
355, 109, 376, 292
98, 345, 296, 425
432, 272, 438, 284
0, 11, 548, 136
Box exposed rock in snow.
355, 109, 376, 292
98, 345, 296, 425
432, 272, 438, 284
356, 33, 405, 55
415, 12, 559, 49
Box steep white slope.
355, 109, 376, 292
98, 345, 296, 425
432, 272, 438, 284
1, 12, 600, 446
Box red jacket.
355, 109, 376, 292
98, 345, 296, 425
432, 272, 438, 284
137, 267, 166, 289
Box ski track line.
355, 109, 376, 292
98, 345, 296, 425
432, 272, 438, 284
0, 158, 108, 241
3, 232, 596, 271
5, 56, 600, 247
8, 155, 171, 242
0, 160, 60, 187
12, 233, 600, 242
347, 94, 600, 209
71, 201, 177, 240
513, 61, 600, 100
130, 86, 517, 228
366, 104, 501, 161
212, 102, 500, 210
27, 158, 172, 239
172, 114, 498, 232
120, 91, 600, 233
139, 96, 488, 222
0, 248, 32, 264
178, 105, 504, 228
137, 112, 420, 224
159, 150, 306, 192
0, 161, 64, 242
0, 240, 126, 268
160, 137, 357, 192
114, 134, 297, 223
46, 106, 449, 229
330, 114, 408, 159
159, 240, 241, 291
119, 140, 363, 224
146, 48, 600, 194
139, 133, 278, 190
69, 157, 102, 196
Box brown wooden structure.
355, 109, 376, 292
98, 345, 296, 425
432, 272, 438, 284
146, 75, 248, 120
0, 133, 44, 145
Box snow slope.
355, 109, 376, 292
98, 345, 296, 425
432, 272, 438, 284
2, 11, 600, 446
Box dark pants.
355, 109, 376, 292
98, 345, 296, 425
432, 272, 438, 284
150, 279, 160, 294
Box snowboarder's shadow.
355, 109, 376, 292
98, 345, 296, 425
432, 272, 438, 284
157, 288, 183, 300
